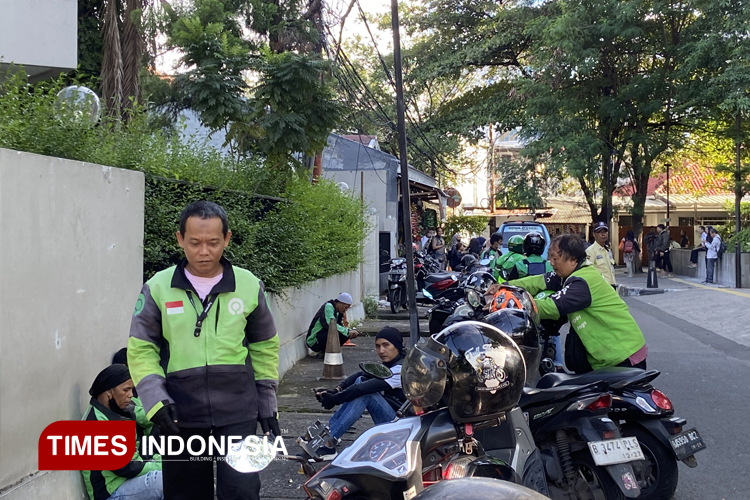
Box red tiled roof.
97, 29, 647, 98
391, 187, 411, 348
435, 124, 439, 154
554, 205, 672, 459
616, 162, 731, 196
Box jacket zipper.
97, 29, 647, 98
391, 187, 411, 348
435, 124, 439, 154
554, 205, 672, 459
215, 298, 220, 333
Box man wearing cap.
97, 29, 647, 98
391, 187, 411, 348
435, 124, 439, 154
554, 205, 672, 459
82, 364, 163, 500
305, 327, 406, 459
585, 222, 616, 286
306, 293, 359, 356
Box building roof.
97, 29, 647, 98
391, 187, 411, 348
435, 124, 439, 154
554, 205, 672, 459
340, 135, 381, 150
538, 208, 592, 224
616, 162, 733, 197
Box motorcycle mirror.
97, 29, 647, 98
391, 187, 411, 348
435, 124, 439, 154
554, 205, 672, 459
225, 435, 276, 473
422, 289, 433, 299
479, 258, 491, 266
359, 362, 393, 379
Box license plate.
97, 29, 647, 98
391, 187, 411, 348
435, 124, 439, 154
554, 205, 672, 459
588, 437, 644, 466
669, 428, 706, 460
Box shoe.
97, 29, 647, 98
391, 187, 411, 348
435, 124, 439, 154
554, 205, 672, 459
667, 274, 674, 278
309, 445, 338, 462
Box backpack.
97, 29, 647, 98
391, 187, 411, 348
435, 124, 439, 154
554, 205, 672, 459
717, 240, 727, 258
623, 239, 634, 253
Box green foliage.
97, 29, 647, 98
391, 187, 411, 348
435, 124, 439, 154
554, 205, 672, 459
441, 215, 489, 240
719, 201, 750, 252
0, 70, 369, 292
363, 295, 379, 319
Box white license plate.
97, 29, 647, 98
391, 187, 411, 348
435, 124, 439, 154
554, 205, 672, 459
587, 437, 644, 466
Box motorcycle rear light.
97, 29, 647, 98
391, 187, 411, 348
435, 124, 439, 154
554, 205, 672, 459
651, 389, 673, 410
326, 490, 342, 500
587, 394, 612, 412
433, 279, 456, 290
672, 426, 683, 435
603, 430, 616, 439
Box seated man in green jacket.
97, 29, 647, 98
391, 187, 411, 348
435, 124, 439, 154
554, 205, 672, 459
493, 235, 526, 281
508, 234, 648, 373
82, 364, 162, 500
306, 292, 359, 356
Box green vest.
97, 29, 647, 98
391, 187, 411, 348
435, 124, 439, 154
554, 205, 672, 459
494, 251, 524, 280
511, 265, 645, 369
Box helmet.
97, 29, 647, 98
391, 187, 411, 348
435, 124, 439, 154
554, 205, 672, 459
464, 271, 496, 309
488, 285, 540, 326
483, 309, 541, 387
507, 235, 524, 253
401, 321, 526, 423
411, 478, 549, 500
458, 254, 478, 271
523, 231, 546, 256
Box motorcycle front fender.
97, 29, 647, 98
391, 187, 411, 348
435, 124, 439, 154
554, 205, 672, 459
605, 462, 641, 498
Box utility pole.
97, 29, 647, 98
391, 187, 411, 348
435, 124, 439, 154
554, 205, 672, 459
391, 0, 419, 345
735, 114, 742, 288
666, 163, 671, 224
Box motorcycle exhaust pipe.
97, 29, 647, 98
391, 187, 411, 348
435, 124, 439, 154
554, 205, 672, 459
540, 358, 555, 375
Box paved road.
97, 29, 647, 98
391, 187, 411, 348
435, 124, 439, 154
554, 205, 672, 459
261, 291, 750, 500
626, 296, 750, 500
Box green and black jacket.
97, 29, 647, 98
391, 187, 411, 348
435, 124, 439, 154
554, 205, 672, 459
81, 399, 160, 500
306, 300, 349, 348
128, 257, 279, 427
509, 263, 646, 369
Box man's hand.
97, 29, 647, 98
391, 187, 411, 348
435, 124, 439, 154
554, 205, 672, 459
259, 413, 281, 438
348, 329, 359, 339
151, 404, 179, 436
320, 392, 339, 410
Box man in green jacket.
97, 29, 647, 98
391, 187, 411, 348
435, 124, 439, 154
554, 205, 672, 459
493, 235, 525, 281
306, 293, 359, 355
511, 231, 553, 278
508, 234, 647, 372
82, 364, 162, 500
128, 201, 280, 500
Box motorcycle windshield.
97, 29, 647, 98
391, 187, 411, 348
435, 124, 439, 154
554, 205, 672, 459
402, 339, 449, 408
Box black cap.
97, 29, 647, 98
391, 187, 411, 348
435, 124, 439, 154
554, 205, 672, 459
89, 364, 131, 397
593, 221, 609, 232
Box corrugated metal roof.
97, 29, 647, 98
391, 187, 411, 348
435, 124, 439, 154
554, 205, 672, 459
543, 208, 592, 224
661, 194, 750, 207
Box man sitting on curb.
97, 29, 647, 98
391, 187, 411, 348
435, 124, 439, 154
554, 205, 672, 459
306, 292, 359, 357
300, 327, 407, 460
82, 364, 163, 500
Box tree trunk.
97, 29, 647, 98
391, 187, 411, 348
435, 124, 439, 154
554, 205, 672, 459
100, 0, 123, 118
630, 146, 651, 274
122, 0, 143, 114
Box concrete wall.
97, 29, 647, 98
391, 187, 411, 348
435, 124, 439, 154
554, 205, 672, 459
671, 248, 750, 288
0, 149, 145, 498
0, 0, 77, 81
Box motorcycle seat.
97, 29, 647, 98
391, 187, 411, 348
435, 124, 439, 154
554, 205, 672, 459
519, 385, 595, 408
424, 272, 459, 283
536, 367, 647, 389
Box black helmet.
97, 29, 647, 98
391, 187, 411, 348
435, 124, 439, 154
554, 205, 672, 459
464, 271, 496, 309
459, 254, 478, 270
483, 309, 541, 387
411, 478, 549, 500
523, 231, 546, 256
401, 322, 526, 423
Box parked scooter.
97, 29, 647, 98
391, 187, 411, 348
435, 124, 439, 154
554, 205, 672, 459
537, 368, 706, 500
387, 257, 408, 313
302, 323, 550, 499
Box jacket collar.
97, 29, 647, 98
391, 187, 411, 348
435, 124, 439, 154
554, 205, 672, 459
171, 256, 236, 294
89, 397, 132, 421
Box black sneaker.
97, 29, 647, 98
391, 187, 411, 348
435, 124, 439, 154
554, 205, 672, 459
309, 445, 337, 462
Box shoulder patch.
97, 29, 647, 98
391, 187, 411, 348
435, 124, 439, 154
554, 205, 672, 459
133, 293, 145, 316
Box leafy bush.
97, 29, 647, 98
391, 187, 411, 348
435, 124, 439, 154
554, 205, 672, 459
1, 70, 369, 292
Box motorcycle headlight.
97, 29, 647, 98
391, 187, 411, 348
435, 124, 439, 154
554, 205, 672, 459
466, 289, 481, 308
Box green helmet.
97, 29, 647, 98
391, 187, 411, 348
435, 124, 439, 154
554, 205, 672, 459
508, 235, 524, 253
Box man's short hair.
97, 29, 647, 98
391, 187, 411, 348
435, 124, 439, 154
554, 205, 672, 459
699, 225, 705, 230
179, 201, 229, 236
709, 227, 718, 234
550, 234, 587, 262
490, 233, 502, 245
657, 224, 665, 230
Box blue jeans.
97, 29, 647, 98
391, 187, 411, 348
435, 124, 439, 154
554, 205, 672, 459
329, 378, 396, 440
109, 471, 163, 500
706, 258, 717, 283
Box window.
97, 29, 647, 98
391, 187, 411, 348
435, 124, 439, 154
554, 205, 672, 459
679, 217, 695, 227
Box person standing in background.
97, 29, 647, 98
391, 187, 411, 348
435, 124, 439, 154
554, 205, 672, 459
430, 227, 446, 270
704, 227, 722, 284
585, 222, 616, 286
655, 224, 674, 277
619, 230, 640, 278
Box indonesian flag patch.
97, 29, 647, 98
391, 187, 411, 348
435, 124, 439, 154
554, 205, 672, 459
165, 301, 184, 315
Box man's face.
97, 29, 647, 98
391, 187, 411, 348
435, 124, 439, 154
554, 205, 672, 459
548, 245, 578, 278
375, 338, 399, 363
594, 229, 609, 246
108, 380, 134, 409
176, 216, 231, 277
656, 226, 663, 234
334, 301, 351, 314
492, 240, 501, 250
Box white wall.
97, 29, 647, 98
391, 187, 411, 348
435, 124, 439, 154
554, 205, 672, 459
0, 149, 145, 498
0, 0, 77, 80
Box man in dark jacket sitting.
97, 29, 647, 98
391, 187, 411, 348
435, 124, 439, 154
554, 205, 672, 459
302, 327, 406, 460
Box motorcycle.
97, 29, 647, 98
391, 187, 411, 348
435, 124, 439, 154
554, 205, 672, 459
387, 257, 407, 313
301, 363, 550, 500
537, 368, 706, 500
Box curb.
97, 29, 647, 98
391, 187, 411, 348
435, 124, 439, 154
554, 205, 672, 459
616, 284, 684, 297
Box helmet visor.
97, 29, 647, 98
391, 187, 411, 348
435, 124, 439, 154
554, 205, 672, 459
401, 340, 449, 408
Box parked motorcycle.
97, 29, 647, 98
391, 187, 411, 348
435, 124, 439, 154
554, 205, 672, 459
537, 368, 706, 500
387, 257, 408, 313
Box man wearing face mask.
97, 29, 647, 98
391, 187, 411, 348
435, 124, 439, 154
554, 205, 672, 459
82, 364, 163, 500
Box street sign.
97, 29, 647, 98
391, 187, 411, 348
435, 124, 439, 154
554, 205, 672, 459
444, 187, 462, 208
